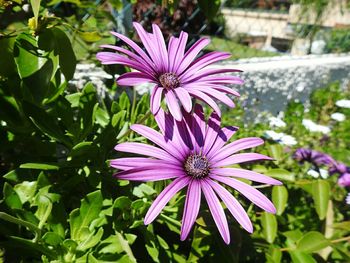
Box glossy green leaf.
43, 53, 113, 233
296, 231, 330, 253
77, 227, 104, 251
265, 169, 295, 182
3, 183, 22, 209
261, 212, 277, 244
69, 190, 103, 241
20, 163, 60, 170
312, 180, 330, 220
42, 232, 64, 246
78, 31, 102, 42
14, 181, 37, 204
288, 251, 316, 263
272, 185, 288, 215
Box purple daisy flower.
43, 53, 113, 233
293, 148, 335, 167
96, 22, 243, 121
111, 105, 281, 244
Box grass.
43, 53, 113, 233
206, 36, 278, 59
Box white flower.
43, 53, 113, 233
280, 135, 297, 146
307, 169, 320, 178
302, 119, 330, 134
269, 117, 286, 128
135, 82, 154, 95
336, 99, 350, 109
331, 112, 346, 122
319, 169, 329, 179
264, 130, 297, 146
346, 193, 350, 205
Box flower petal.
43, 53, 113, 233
176, 38, 210, 75
117, 72, 155, 86
115, 142, 180, 163
201, 179, 230, 244
144, 177, 191, 224
170, 31, 188, 72
175, 87, 192, 113
181, 68, 242, 83
211, 168, 282, 185
180, 180, 201, 241
186, 89, 221, 116
210, 138, 265, 162
131, 124, 184, 160
165, 90, 183, 121
203, 112, 221, 155
183, 104, 205, 152
114, 166, 183, 181
151, 86, 163, 114
207, 179, 253, 233
152, 24, 168, 71
110, 157, 178, 170
190, 86, 235, 108
213, 153, 273, 167
206, 126, 239, 159
211, 175, 276, 213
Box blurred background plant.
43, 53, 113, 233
0, 0, 349, 262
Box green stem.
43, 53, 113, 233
119, 109, 152, 140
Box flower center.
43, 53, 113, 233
184, 154, 210, 179
159, 72, 180, 90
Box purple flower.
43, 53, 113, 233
96, 22, 243, 121
111, 105, 281, 244
338, 173, 350, 187
293, 148, 335, 167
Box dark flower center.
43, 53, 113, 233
184, 154, 210, 179
159, 72, 180, 90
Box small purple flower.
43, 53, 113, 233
329, 162, 350, 175
293, 148, 335, 167
97, 22, 243, 121
338, 173, 350, 187
111, 105, 281, 244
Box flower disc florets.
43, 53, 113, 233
159, 72, 180, 90
184, 154, 210, 179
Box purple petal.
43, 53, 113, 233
181, 68, 242, 83
100, 44, 155, 74
186, 89, 221, 116
183, 104, 205, 152
110, 31, 155, 69
203, 112, 221, 155
198, 75, 244, 85
131, 124, 184, 160
133, 22, 162, 70
206, 126, 239, 159
190, 87, 235, 108
96, 52, 151, 73
117, 72, 155, 86
207, 179, 253, 233
211, 85, 240, 97
213, 153, 273, 167
150, 86, 163, 114
180, 52, 231, 79
201, 179, 230, 244
169, 32, 188, 72
211, 175, 276, 213
144, 177, 191, 224
175, 87, 192, 112
180, 180, 201, 241
176, 38, 210, 75
210, 138, 265, 162
110, 157, 178, 170
115, 142, 180, 163
211, 168, 282, 185
165, 90, 183, 121
114, 166, 184, 181
152, 24, 168, 71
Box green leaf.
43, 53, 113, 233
312, 180, 330, 220
42, 232, 64, 246
20, 163, 60, 170
3, 183, 22, 209
51, 28, 77, 81
132, 183, 156, 198
288, 251, 316, 263
118, 92, 130, 112
77, 227, 104, 251
0, 37, 16, 77
22, 101, 71, 146
265, 169, 295, 182
261, 212, 277, 244
112, 110, 126, 128
95, 107, 110, 127
0, 212, 41, 236
113, 196, 132, 210
69, 190, 103, 241
272, 185, 288, 215
267, 245, 282, 263
8, 236, 56, 258
78, 31, 102, 42
296, 231, 330, 253
70, 141, 94, 157
34, 195, 52, 229
266, 144, 284, 161
14, 181, 37, 204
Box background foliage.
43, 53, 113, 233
0, 0, 349, 262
